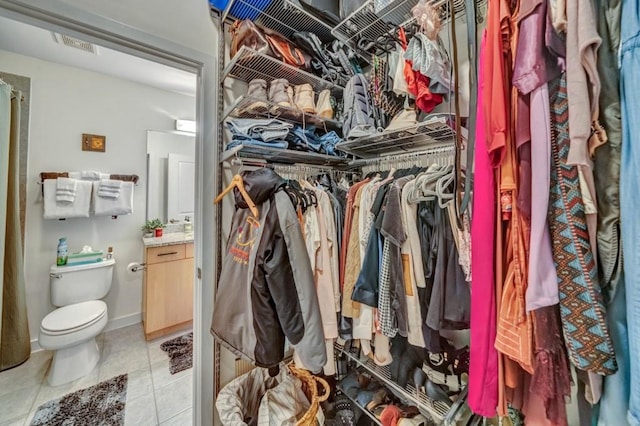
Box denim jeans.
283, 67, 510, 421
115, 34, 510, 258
226, 118, 292, 142
226, 139, 287, 150
598, 274, 631, 426
620, 2, 640, 423
286, 126, 343, 156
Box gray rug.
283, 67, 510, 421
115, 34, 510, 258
160, 332, 193, 374
30, 374, 128, 426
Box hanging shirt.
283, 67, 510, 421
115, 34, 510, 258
468, 31, 500, 418
401, 179, 426, 348
380, 176, 414, 338
340, 179, 370, 290
342, 185, 367, 317
303, 203, 321, 273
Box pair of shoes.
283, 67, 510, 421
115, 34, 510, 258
246, 78, 316, 114
412, 367, 452, 403
421, 345, 470, 392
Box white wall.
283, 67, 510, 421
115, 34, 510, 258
0, 49, 196, 342
146, 130, 195, 223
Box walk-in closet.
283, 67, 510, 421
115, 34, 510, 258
208, 0, 635, 425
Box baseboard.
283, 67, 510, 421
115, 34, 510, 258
103, 312, 142, 333
30, 312, 142, 353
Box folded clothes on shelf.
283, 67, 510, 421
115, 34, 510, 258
226, 117, 293, 142
286, 125, 344, 156
226, 139, 289, 150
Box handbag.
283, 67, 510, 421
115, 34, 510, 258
229, 19, 273, 59
263, 30, 312, 70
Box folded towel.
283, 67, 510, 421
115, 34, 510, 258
44, 179, 92, 219
98, 179, 122, 199
92, 181, 134, 216
68, 171, 110, 181
56, 178, 78, 203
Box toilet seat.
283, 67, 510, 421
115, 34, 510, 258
41, 300, 107, 335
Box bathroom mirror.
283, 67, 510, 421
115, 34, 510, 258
146, 130, 195, 223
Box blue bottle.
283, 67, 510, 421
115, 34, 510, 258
56, 237, 68, 266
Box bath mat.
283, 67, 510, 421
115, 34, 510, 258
160, 332, 193, 374
30, 374, 128, 426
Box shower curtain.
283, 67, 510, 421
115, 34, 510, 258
0, 80, 30, 371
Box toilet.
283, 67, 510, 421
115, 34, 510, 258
38, 258, 115, 386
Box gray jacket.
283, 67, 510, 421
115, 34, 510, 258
211, 169, 327, 372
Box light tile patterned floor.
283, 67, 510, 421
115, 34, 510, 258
0, 324, 193, 426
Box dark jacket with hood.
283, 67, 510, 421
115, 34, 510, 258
210, 168, 327, 372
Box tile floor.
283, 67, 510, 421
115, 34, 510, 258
0, 323, 193, 426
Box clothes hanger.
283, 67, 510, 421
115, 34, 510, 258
436, 167, 455, 208
413, 164, 452, 202
214, 175, 259, 218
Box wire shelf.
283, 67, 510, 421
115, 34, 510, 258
220, 143, 350, 167
335, 388, 383, 425
336, 118, 456, 158
223, 95, 343, 132
335, 342, 452, 423
332, 0, 488, 47
222, 46, 341, 91
332, 0, 419, 44
221, 0, 335, 42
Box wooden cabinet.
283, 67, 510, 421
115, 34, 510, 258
143, 242, 194, 340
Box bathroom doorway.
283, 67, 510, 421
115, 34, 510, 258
0, 10, 205, 425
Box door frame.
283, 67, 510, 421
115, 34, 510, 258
0, 1, 219, 425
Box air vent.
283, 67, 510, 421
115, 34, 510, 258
51, 32, 98, 54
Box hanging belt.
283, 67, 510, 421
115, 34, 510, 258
461, 0, 477, 217
449, 0, 463, 229
449, 0, 477, 228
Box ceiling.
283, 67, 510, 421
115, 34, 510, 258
0, 15, 197, 97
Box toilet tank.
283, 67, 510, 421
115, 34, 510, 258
49, 258, 115, 307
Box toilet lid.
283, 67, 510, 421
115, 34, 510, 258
41, 300, 107, 332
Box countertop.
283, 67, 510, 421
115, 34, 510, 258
142, 232, 194, 248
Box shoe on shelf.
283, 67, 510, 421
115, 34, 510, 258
317, 89, 334, 119
421, 346, 469, 393
294, 83, 316, 114
268, 78, 293, 111
245, 78, 268, 113
365, 387, 392, 411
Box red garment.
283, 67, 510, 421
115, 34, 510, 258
405, 62, 443, 113
468, 31, 499, 418
483, 0, 511, 167
380, 405, 402, 426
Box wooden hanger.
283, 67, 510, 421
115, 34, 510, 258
214, 175, 259, 218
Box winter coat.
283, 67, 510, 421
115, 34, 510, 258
210, 168, 327, 373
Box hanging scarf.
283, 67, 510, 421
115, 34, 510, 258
547, 74, 617, 375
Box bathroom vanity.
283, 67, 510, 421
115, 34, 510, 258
142, 232, 194, 340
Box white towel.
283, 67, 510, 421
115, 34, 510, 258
68, 171, 110, 181
56, 178, 77, 203
97, 179, 122, 199
92, 181, 134, 216
44, 179, 92, 219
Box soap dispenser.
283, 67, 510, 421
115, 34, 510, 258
184, 216, 193, 234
